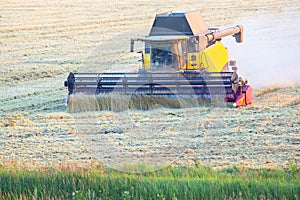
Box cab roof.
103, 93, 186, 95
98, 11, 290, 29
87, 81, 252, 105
149, 11, 209, 36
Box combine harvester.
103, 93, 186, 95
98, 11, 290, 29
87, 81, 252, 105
64, 11, 252, 110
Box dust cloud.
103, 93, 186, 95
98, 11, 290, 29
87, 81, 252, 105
223, 9, 300, 89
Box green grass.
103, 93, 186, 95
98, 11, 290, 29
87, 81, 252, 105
0, 164, 299, 199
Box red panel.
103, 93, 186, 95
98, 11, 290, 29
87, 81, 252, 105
234, 85, 253, 107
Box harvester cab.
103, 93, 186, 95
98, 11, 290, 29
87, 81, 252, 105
130, 11, 244, 74
64, 11, 253, 108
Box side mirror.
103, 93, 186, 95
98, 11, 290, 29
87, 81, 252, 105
130, 39, 135, 52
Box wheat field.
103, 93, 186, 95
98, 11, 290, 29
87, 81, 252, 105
0, 0, 299, 171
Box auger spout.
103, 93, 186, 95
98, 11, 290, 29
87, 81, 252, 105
205, 25, 244, 43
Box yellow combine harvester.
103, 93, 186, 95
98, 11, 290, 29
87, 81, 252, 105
64, 11, 253, 108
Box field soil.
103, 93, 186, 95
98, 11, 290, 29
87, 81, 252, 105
0, 0, 299, 171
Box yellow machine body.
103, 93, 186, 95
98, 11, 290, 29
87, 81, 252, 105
199, 42, 229, 72
141, 40, 229, 73
143, 53, 151, 70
